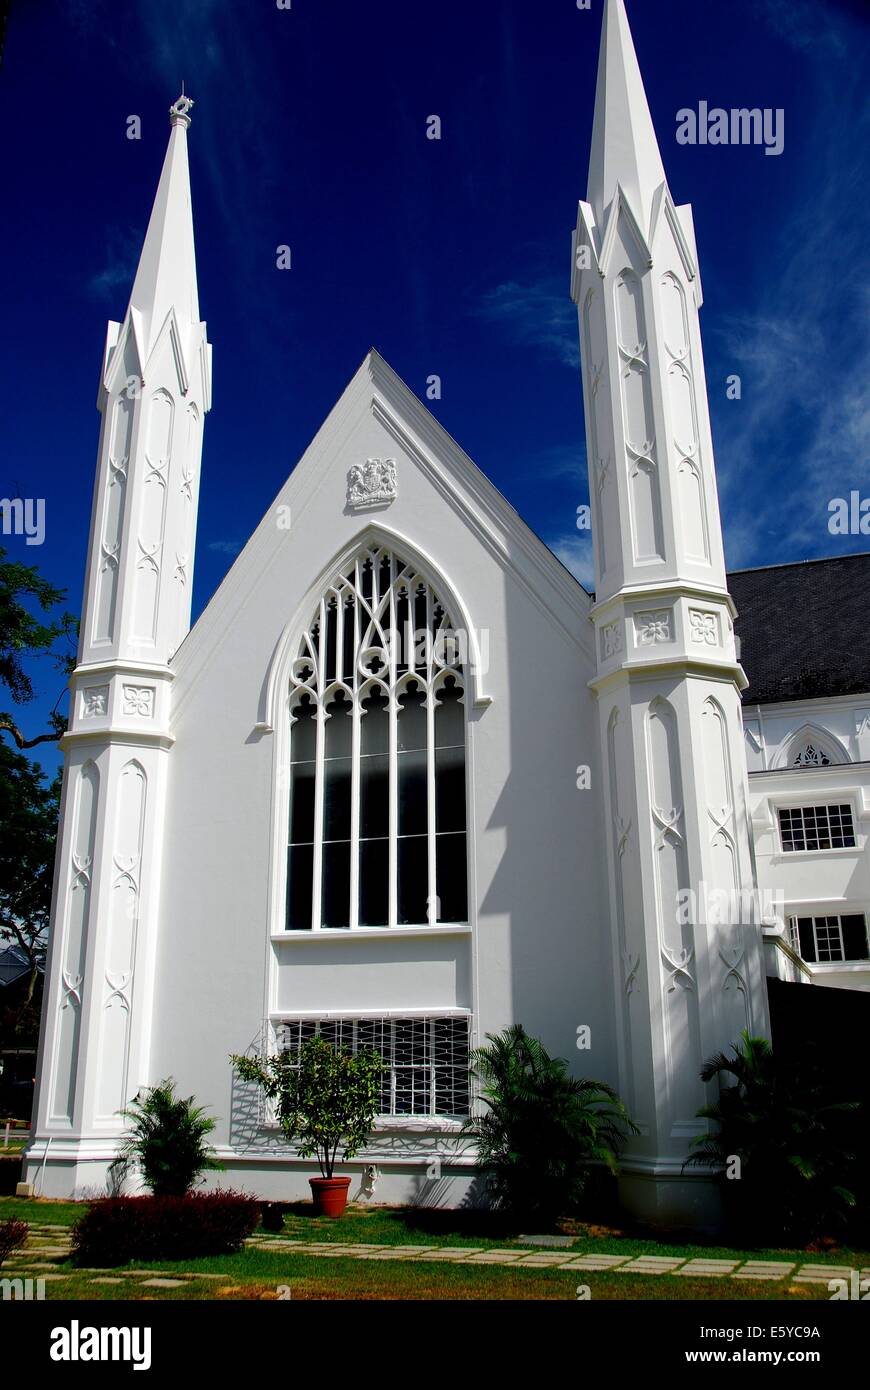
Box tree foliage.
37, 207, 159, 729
232, 1037, 384, 1179
0, 547, 75, 1043
0, 546, 76, 750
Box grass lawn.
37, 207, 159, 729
3, 1196, 868, 1300
14, 1254, 839, 1302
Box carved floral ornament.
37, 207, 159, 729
82, 686, 109, 718
689, 609, 718, 645
346, 458, 397, 509
601, 622, 623, 659
635, 610, 671, 646
122, 686, 155, 717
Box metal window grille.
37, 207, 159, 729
778, 804, 855, 853
274, 1015, 471, 1118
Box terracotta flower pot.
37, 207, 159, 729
309, 1175, 352, 1218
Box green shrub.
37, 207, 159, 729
686, 1030, 861, 1244
110, 1079, 222, 1197
466, 1024, 637, 1222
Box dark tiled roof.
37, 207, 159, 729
728, 554, 870, 705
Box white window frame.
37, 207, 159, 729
776, 801, 857, 855
787, 912, 869, 965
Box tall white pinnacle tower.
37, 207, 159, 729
26, 96, 211, 1196
572, 0, 769, 1226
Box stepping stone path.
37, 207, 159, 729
12, 1223, 868, 1290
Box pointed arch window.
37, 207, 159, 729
286, 546, 469, 930
783, 727, 847, 770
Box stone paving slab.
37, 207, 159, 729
140, 1278, 187, 1289
733, 1261, 795, 1281
792, 1265, 860, 1283
617, 1257, 686, 1273
463, 1251, 525, 1264
677, 1260, 740, 1277
413, 1249, 480, 1262
518, 1234, 576, 1248
89, 1277, 125, 1285
567, 1255, 631, 1270
513, 1254, 575, 1267
362, 1252, 416, 1260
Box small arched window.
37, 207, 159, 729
781, 725, 848, 771
286, 546, 468, 930
792, 743, 831, 768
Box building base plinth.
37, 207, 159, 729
618, 1164, 723, 1234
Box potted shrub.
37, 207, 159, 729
232, 1036, 383, 1217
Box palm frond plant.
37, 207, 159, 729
465, 1023, 637, 1223
110, 1079, 222, 1198
686, 1030, 861, 1244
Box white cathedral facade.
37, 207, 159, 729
25, 0, 870, 1226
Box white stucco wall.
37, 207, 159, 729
144, 355, 616, 1195
744, 694, 870, 991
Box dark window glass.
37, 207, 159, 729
841, 914, 869, 961
361, 690, 389, 755
321, 840, 351, 929
399, 748, 427, 836
341, 597, 355, 684
436, 832, 468, 923
360, 753, 388, 839
435, 745, 465, 834
323, 693, 352, 843
398, 835, 428, 924
289, 761, 315, 844
286, 844, 313, 931
359, 838, 389, 926
796, 917, 816, 962
287, 698, 317, 930
397, 682, 426, 750
324, 691, 352, 759
290, 695, 317, 761
395, 589, 410, 672
325, 599, 338, 685
434, 678, 464, 748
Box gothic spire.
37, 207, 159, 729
586, 0, 667, 235
128, 93, 200, 365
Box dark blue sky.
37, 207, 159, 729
2, 0, 868, 770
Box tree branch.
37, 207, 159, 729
0, 717, 62, 750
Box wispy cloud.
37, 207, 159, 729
708, 10, 870, 570
474, 277, 578, 368
547, 531, 595, 590
88, 227, 140, 299
753, 0, 850, 55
